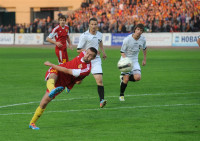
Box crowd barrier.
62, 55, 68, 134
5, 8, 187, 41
0, 32, 199, 47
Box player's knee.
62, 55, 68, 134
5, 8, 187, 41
123, 77, 129, 83
134, 75, 141, 81
95, 77, 103, 85
96, 80, 103, 85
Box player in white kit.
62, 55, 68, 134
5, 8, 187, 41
77, 18, 107, 108
119, 24, 147, 101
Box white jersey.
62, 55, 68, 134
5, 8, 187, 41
121, 34, 146, 62
77, 30, 103, 58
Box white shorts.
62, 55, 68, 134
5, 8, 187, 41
91, 57, 103, 74
121, 61, 141, 75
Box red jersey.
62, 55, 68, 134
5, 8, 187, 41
45, 51, 91, 89
48, 25, 69, 50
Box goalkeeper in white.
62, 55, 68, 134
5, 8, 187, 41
119, 24, 147, 101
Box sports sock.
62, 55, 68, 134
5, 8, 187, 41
129, 75, 136, 82
98, 85, 104, 101
46, 79, 55, 92
30, 106, 45, 124
120, 82, 127, 96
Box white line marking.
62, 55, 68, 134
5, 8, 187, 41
0, 103, 199, 116
0, 91, 199, 109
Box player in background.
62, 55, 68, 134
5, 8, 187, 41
29, 47, 97, 130
77, 18, 107, 108
119, 24, 147, 101
46, 15, 72, 64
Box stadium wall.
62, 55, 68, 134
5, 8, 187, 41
0, 33, 199, 47
0, 0, 83, 24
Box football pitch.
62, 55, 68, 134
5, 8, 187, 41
0, 47, 200, 141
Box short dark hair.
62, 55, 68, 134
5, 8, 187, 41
89, 17, 97, 24
58, 15, 66, 21
134, 23, 144, 32
88, 47, 97, 57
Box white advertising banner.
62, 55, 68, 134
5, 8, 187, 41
15, 33, 44, 45
71, 33, 81, 45
172, 32, 200, 47
102, 33, 111, 46
143, 33, 172, 46
0, 33, 14, 44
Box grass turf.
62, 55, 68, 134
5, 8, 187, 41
0, 47, 199, 141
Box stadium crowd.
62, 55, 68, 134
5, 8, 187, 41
0, 0, 200, 33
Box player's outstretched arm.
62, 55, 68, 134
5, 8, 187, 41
44, 61, 73, 75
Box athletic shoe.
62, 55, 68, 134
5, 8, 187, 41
65, 87, 70, 94
100, 99, 107, 108
49, 86, 64, 98
29, 123, 39, 130
119, 96, 125, 101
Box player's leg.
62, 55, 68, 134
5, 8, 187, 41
129, 73, 141, 82
29, 91, 51, 130
93, 74, 106, 105
119, 62, 141, 101
62, 49, 71, 93
62, 49, 68, 63
47, 73, 64, 98
93, 74, 107, 107
129, 62, 141, 82
119, 74, 129, 101
91, 58, 107, 108
55, 49, 64, 64
29, 73, 59, 130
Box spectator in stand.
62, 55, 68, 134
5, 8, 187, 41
0, 0, 200, 33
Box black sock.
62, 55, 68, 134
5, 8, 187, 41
98, 85, 104, 101
129, 75, 136, 82
120, 82, 127, 96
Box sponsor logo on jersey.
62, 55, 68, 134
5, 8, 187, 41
66, 29, 68, 32
78, 64, 83, 69
50, 69, 58, 73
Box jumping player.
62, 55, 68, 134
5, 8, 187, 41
46, 15, 72, 64
29, 47, 97, 130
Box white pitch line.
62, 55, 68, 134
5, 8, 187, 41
0, 91, 199, 109
0, 103, 200, 116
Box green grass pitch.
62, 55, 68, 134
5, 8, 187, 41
0, 47, 200, 141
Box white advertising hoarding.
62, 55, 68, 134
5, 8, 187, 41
15, 33, 44, 45
172, 32, 200, 47
102, 33, 111, 46
71, 33, 81, 45
0, 33, 14, 44
143, 33, 172, 46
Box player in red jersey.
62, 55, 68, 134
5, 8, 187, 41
46, 15, 72, 64
29, 47, 97, 130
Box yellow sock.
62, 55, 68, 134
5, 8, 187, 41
30, 106, 45, 124
47, 78, 55, 92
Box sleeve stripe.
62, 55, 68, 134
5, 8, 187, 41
51, 25, 59, 34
